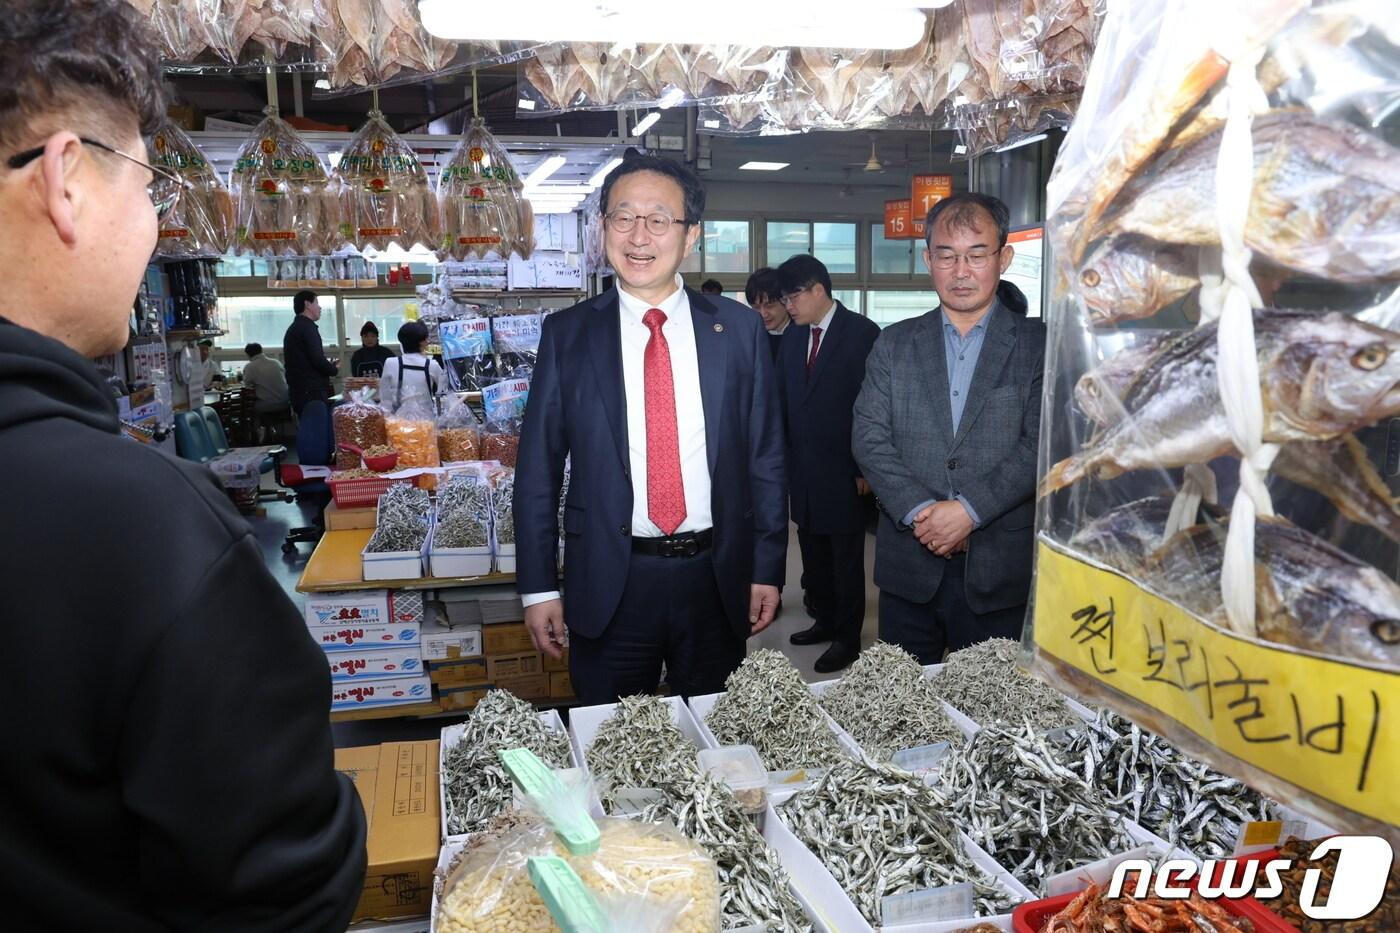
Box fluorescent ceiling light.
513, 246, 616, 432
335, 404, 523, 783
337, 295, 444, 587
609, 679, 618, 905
314, 78, 330, 90
362, 244, 441, 265
658, 87, 687, 109
531, 203, 581, 214
518, 98, 537, 111
419, 1, 928, 49
522, 154, 566, 187
524, 184, 595, 196
738, 161, 789, 171
631, 112, 661, 136
995, 133, 1048, 153
588, 157, 624, 187
703, 119, 722, 129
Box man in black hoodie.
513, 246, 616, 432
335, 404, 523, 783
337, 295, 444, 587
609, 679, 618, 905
0, 2, 366, 930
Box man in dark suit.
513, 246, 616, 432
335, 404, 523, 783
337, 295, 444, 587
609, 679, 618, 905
853, 193, 1046, 663
775, 255, 880, 673
514, 152, 787, 704
282, 290, 338, 415
744, 266, 790, 361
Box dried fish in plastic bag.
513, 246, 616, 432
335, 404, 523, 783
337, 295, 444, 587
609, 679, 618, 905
779, 760, 1018, 924
819, 641, 963, 762
940, 722, 1134, 888
929, 638, 1078, 731
441, 689, 571, 836
706, 650, 846, 771
331, 109, 441, 254
149, 120, 234, 259
228, 109, 340, 258
438, 117, 524, 261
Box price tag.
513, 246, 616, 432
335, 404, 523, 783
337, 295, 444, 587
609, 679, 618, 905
1232, 819, 1308, 856
881, 881, 974, 925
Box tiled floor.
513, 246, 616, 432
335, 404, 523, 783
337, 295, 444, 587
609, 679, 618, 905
246, 487, 880, 746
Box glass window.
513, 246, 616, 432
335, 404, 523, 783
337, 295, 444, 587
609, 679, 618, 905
214, 256, 271, 278
813, 222, 857, 274
866, 291, 941, 328
215, 296, 339, 350
343, 297, 414, 349
832, 290, 862, 314
871, 223, 916, 275
766, 221, 809, 265
679, 248, 702, 274
703, 220, 750, 273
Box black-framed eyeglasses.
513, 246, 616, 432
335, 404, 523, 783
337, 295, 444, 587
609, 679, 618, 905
929, 246, 1003, 271
780, 283, 815, 307
6, 137, 190, 219
603, 209, 687, 236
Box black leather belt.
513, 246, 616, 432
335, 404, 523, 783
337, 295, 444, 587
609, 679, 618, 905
631, 529, 714, 558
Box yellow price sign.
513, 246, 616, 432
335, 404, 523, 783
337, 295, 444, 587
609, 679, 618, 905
1033, 540, 1399, 828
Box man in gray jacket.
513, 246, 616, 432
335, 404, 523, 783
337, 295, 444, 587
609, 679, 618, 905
853, 193, 1045, 663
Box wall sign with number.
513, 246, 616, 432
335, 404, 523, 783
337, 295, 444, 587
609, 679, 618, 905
883, 199, 916, 240
910, 174, 953, 238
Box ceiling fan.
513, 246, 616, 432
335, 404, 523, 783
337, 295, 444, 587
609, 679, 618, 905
844, 134, 917, 174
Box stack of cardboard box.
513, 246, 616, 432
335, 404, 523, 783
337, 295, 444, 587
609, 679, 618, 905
306, 591, 432, 712
425, 592, 576, 711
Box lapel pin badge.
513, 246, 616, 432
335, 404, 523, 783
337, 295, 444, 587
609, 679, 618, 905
714, 323, 724, 333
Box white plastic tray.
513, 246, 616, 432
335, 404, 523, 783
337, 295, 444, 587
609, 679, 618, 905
567, 695, 707, 780
686, 690, 865, 764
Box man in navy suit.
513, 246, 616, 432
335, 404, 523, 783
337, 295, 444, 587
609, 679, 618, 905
514, 152, 787, 704
775, 255, 880, 673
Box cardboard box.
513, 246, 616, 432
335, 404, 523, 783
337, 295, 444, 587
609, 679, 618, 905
493, 673, 548, 701
426, 657, 487, 689
305, 590, 392, 628
542, 648, 569, 674
486, 651, 542, 680
328, 647, 425, 681
480, 596, 525, 625
325, 503, 378, 531
419, 622, 483, 661
313, 622, 421, 651
441, 599, 484, 627
482, 623, 534, 656
336, 741, 441, 923
438, 686, 491, 712
331, 675, 432, 711
549, 671, 573, 699
389, 590, 427, 624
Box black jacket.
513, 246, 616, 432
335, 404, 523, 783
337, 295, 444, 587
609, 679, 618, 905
778, 302, 881, 533
283, 313, 338, 411
350, 344, 394, 378
0, 319, 366, 931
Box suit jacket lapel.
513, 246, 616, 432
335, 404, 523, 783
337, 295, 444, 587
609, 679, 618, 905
951, 303, 1016, 452
915, 311, 956, 444
801, 301, 846, 403
586, 290, 629, 471
687, 289, 727, 477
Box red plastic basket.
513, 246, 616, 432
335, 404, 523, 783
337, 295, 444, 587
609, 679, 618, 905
328, 474, 414, 509
1012, 886, 1296, 933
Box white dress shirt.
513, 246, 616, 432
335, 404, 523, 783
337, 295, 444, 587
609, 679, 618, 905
522, 276, 712, 609
806, 301, 837, 362
768, 319, 789, 337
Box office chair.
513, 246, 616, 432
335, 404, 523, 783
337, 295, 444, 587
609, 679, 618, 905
276, 400, 335, 554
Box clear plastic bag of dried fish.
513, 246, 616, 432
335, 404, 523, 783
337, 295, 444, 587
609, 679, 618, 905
331, 109, 441, 255
705, 650, 847, 771
441, 690, 571, 837
818, 642, 964, 762
777, 760, 1020, 924
1028, 0, 1400, 841
438, 118, 527, 261
148, 119, 234, 260
228, 109, 340, 258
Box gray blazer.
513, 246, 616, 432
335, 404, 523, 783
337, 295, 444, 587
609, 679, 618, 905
852, 302, 1046, 611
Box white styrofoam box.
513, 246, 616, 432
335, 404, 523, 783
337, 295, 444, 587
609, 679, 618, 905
420, 621, 483, 662
303, 589, 391, 627
438, 709, 573, 844
311, 621, 420, 651
687, 690, 866, 764
568, 696, 708, 781
887, 914, 1013, 933
760, 798, 871, 932
428, 545, 492, 579
325, 646, 424, 680
808, 677, 979, 766
362, 547, 424, 581
330, 673, 431, 711
495, 542, 517, 574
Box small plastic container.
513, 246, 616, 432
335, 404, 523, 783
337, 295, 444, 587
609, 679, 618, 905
698, 744, 768, 821
768, 766, 827, 793
891, 741, 953, 780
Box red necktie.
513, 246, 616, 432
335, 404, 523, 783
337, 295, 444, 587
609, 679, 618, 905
642, 308, 686, 535
806, 325, 823, 379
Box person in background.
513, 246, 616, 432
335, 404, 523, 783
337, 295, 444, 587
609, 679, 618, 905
282, 289, 337, 415
241, 342, 289, 415
744, 266, 790, 361
350, 320, 393, 377
853, 192, 1046, 664
700, 278, 723, 296
515, 151, 786, 704
0, 2, 366, 929
997, 279, 1029, 315
378, 320, 444, 415
196, 338, 223, 389
775, 254, 880, 673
